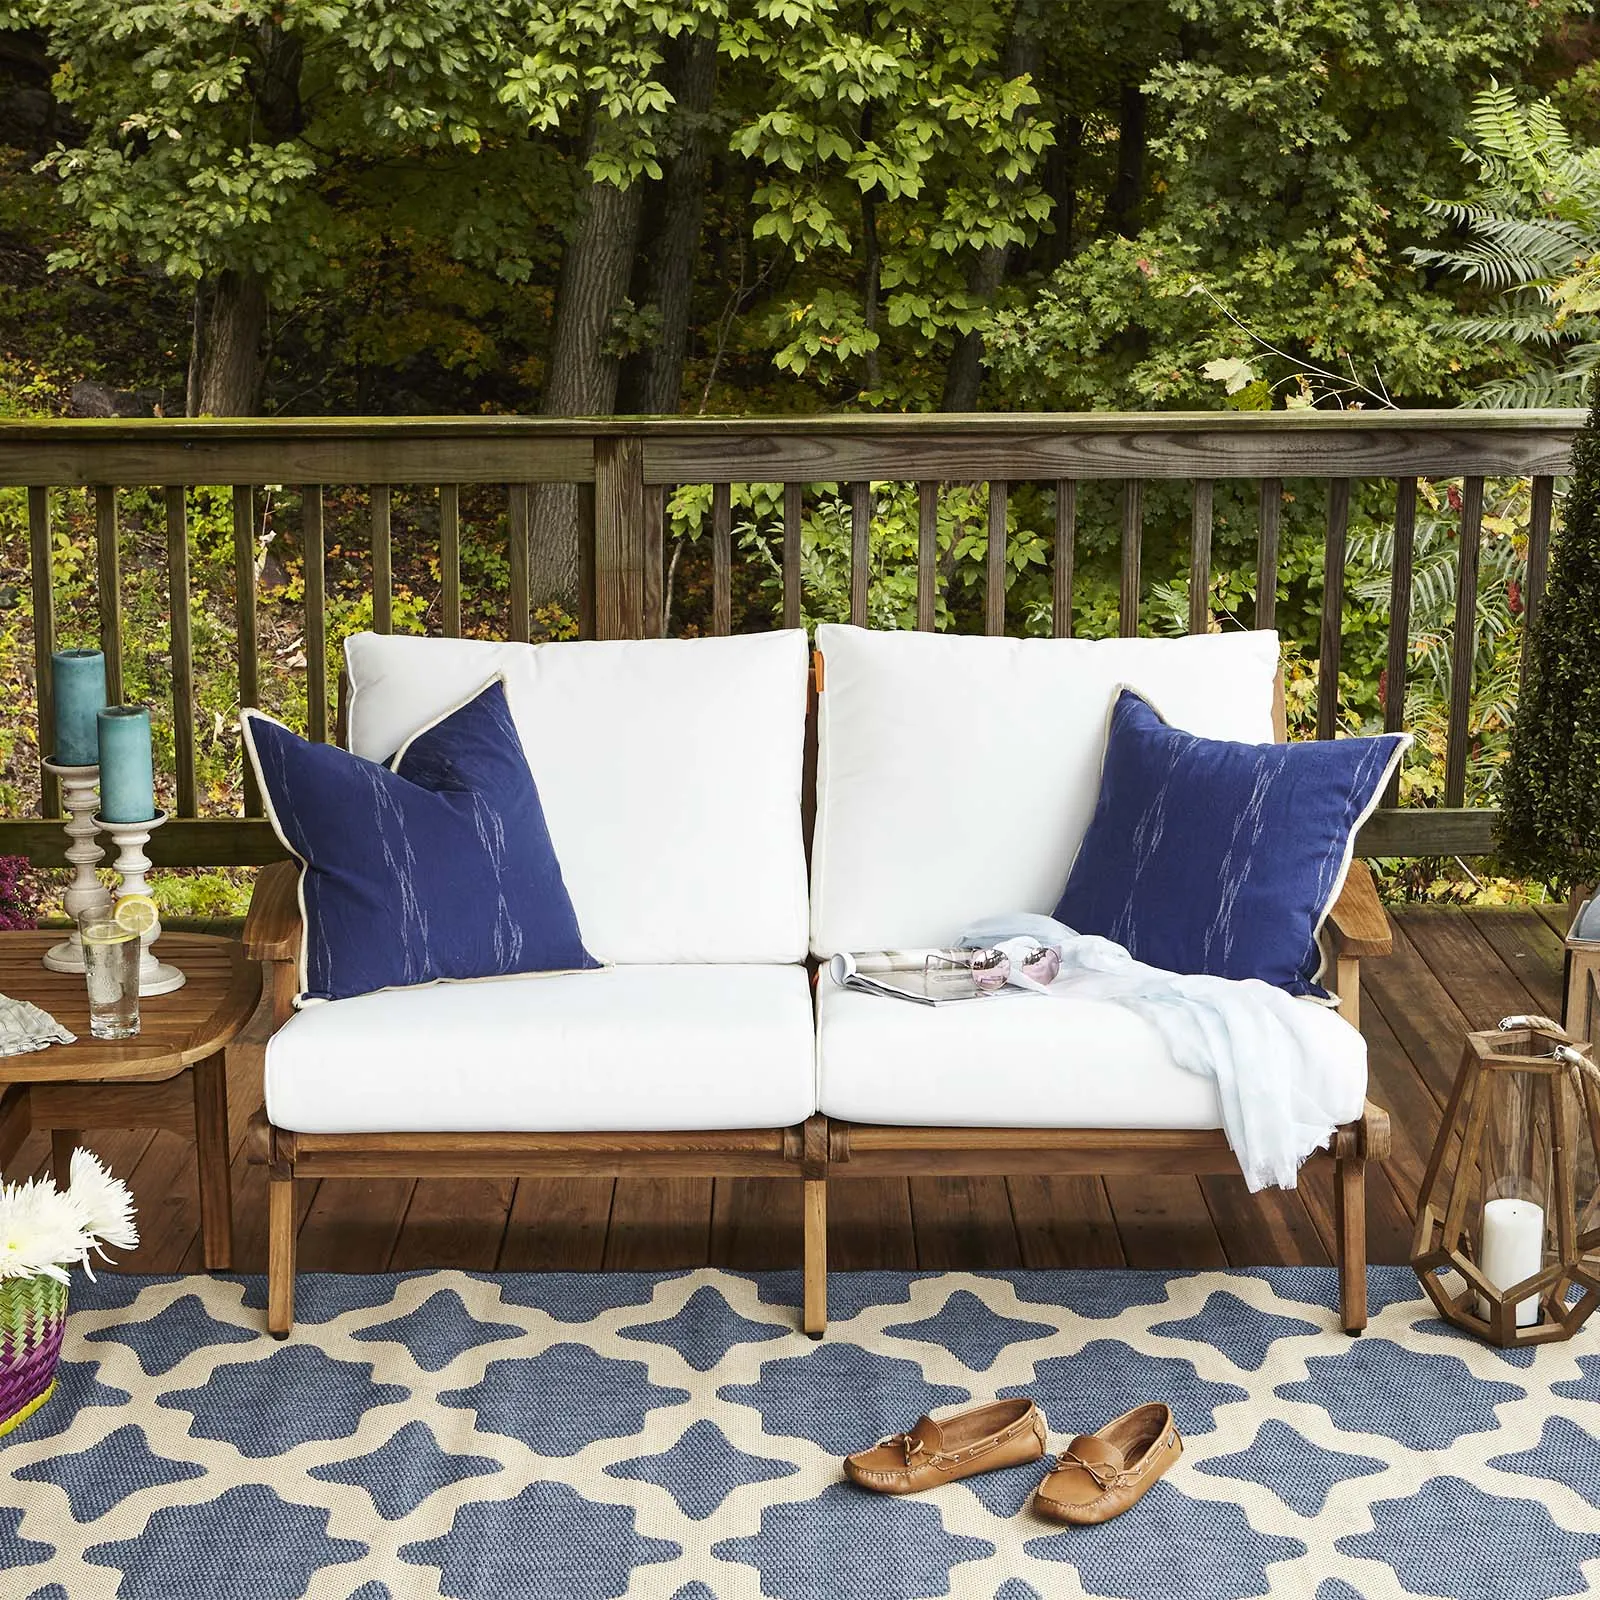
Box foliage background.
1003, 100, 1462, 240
1, 0, 1598, 912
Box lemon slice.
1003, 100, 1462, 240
80, 920, 130, 945
113, 894, 159, 936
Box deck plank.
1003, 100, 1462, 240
1200, 1175, 1330, 1268
603, 1178, 714, 1270
1006, 1177, 1125, 1269
297, 1179, 414, 1272
827, 1179, 919, 1271
1102, 1176, 1228, 1269
1465, 908, 1566, 1018
709, 1178, 802, 1271
498, 1179, 613, 1271
909, 1177, 1023, 1269
389, 1179, 515, 1272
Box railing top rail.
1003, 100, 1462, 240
0, 409, 1582, 488
0, 408, 1585, 439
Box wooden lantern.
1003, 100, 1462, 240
1565, 897, 1600, 1048
1412, 1017, 1600, 1348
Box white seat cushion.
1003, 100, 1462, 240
816, 980, 1366, 1129
810, 625, 1281, 956
344, 631, 810, 965
267, 965, 817, 1133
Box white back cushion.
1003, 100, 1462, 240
811, 625, 1281, 955
345, 631, 810, 964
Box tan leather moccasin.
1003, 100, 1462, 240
1032, 1403, 1182, 1525
844, 1398, 1047, 1494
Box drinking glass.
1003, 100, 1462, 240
78, 910, 140, 1039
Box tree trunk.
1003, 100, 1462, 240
616, 30, 717, 415
528, 108, 647, 614
187, 269, 270, 416
1042, 113, 1084, 270
183, 26, 301, 416
941, 23, 1035, 412
1101, 82, 1146, 238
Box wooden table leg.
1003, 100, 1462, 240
51, 1128, 81, 1188
191, 1052, 233, 1270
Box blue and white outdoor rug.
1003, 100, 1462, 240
3, 1267, 1598, 1599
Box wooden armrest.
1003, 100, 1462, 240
1326, 861, 1391, 959
244, 861, 302, 964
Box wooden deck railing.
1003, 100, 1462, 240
0, 410, 1583, 867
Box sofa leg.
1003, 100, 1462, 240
803, 1179, 827, 1339
268, 1172, 297, 1339
1334, 1153, 1368, 1335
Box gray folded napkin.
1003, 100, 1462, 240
0, 993, 76, 1055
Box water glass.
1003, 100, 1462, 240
78, 911, 140, 1039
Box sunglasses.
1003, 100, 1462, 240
925, 944, 1062, 993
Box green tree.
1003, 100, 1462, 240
1410, 84, 1600, 408
1497, 384, 1600, 888
18, 0, 522, 414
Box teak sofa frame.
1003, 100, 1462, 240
243, 669, 1394, 1339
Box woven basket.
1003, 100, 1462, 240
0, 1276, 68, 1438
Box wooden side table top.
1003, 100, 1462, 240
0, 932, 261, 1084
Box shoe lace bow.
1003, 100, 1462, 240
876, 1431, 929, 1468
1054, 1448, 1125, 1491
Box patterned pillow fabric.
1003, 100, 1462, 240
1053, 689, 1408, 997
243, 677, 597, 1003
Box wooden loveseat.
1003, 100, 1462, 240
243, 625, 1392, 1338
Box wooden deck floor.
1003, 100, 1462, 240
13, 905, 1574, 1280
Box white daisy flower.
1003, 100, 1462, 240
0, 1151, 138, 1283
66, 1147, 139, 1255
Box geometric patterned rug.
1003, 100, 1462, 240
3, 1267, 1597, 1600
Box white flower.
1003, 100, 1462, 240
0, 1179, 87, 1282
66, 1148, 139, 1256
0, 1151, 138, 1283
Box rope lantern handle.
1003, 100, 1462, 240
1498, 1015, 1600, 1092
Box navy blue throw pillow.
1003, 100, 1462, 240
243, 677, 597, 1002
1053, 689, 1407, 997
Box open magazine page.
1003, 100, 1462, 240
827, 949, 1009, 1006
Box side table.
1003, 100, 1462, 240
0, 932, 262, 1270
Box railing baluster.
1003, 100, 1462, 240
371, 484, 392, 634
302, 487, 328, 744
849, 481, 870, 627
232, 486, 260, 814
782, 482, 803, 629
593, 436, 646, 640
643, 486, 665, 639
712, 481, 732, 636
508, 484, 530, 642
986, 479, 1008, 636
577, 483, 597, 641
1188, 479, 1214, 636
165, 487, 196, 817
28, 487, 57, 816
1445, 475, 1485, 808
439, 485, 461, 638
1383, 477, 1418, 805
1053, 478, 1076, 639
94, 485, 123, 704
1317, 478, 1351, 742
916, 482, 938, 632
1256, 476, 1281, 631
1522, 474, 1554, 659
1119, 479, 1142, 637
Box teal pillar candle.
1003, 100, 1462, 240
51, 649, 107, 766
97, 705, 156, 823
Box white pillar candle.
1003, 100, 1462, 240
1479, 1197, 1545, 1328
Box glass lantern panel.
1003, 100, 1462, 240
1478, 1066, 1556, 1329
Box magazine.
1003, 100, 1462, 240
826, 948, 1010, 1006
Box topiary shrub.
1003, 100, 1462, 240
1497, 382, 1600, 889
